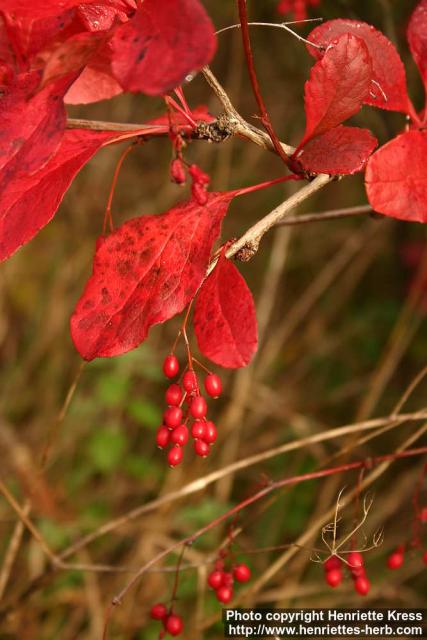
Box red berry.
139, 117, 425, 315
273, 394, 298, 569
347, 551, 364, 570
222, 571, 234, 586
324, 555, 342, 572
191, 182, 208, 205
165, 383, 183, 406
183, 370, 198, 393
423, 551, 427, 565
387, 552, 404, 570
163, 354, 179, 378
165, 613, 184, 636
164, 406, 183, 429
190, 395, 207, 419
191, 420, 207, 439
420, 507, 427, 523
354, 575, 370, 596
216, 585, 233, 604
170, 424, 189, 447
325, 569, 342, 588
233, 563, 251, 583
204, 373, 222, 398
189, 164, 210, 185
168, 446, 183, 467
156, 426, 170, 449
150, 603, 167, 620
170, 158, 186, 185
203, 421, 217, 445
194, 439, 210, 457
208, 570, 224, 590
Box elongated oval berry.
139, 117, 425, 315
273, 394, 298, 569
168, 446, 183, 467
233, 563, 251, 583
164, 406, 183, 429
165, 383, 183, 406
216, 585, 233, 604
203, 421, 217, 444
208, 570, 224, 590
190, 395, 207, 419
171, 424, 189, 447
354, 575, 370, 596
183, 369, 198, 393
325, 569, 342, 588
156, 425, 170, 449
387, 552, 404, 570
150, 603, 167, 620
194, 439, 210, 457
204, 373, 222, 398
165, 613, 184, 636
324, 555, 342, 572
347, 551, 364, 570
163, 354, 179, 378
191, 420, 207, 440
170, 158, 186, 185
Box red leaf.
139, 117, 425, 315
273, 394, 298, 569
307, 19, 410, 113
301, 33, 372, 146
407, 0, 427, 97
0, 129, 127, 262
70, 192, 234, 360
64, 56, 123, 104
0, 72, 70, 178
298, 126, 377, 175
365, 130, 427, 223
0, 0, 133, 18
193, 253, 258, 368
109, 0, 216, 95
40, 31, 108, 88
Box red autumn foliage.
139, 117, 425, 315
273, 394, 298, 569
70, 193, 235, 360
306, 4, 427, 221
193, 251, 258, 368
294, 33, 377, 175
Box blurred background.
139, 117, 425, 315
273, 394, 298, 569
1, 0, 427, 638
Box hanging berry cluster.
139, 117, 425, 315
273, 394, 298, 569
207, 554, 251, 604
150, 604, 184, 637
323, 552, 370, 596
170, 156, 211, 205
157, 353, 222, 467
277, 0, 320, 21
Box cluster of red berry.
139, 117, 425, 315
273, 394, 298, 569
150, 604, 184, 637
157, 354, 222, 467
170, 158, 210, 205
277, 0, 320, 21
207, 560, 251, 604
323, 552, 370, 596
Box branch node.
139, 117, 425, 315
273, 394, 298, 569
194, 113, 237, 142
234, 239, 260, 262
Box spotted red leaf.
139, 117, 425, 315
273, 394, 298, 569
365, 130, 427, 223
307, 19, 410, 113
0, 129, 130, 262
193, 253, 258, 368
407, 0, 427, 97
71, 192, 234, 360
301, 33, 372, 146
298, 126, 377, 175
109, 0, 216, 95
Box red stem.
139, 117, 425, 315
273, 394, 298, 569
237, 0, 292, 168
234, 173, 302, 197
